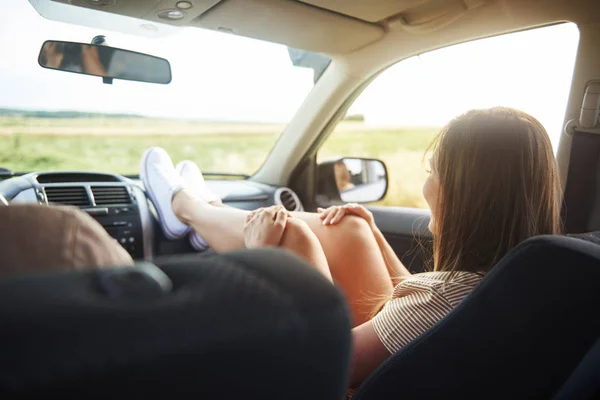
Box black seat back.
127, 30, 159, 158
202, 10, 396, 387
354, 235, 600, 400
0, 249, 351, 399
553, 337, 600, 399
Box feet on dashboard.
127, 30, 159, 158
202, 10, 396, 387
140, 147, 190, 240
175, 160, 221, 252
175, 160, 222, 204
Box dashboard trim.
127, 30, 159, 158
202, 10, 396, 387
132, 185, 153, 261
223, 194, 269, 202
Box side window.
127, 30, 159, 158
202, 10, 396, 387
318, 23, 579, 208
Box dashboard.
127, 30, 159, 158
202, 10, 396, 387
0, 171, 303, 260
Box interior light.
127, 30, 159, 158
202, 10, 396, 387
157, 9, 186, 20
176, 1, 193, 10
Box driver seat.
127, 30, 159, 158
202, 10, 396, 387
0, 249, 351, 399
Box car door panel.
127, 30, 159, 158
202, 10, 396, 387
368, 206, 432, 274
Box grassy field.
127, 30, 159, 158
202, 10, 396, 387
0, 117, 439, 208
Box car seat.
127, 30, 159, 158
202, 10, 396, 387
0, 248, 351, 399
354, 235, 600, 400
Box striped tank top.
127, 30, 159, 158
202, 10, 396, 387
372, 270, 483, 353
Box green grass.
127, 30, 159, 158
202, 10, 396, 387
0, 133, 280, 175
0, 117, 440, 208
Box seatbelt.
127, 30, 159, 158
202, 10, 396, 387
553, 337, 600, 400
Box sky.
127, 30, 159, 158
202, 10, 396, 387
1, 1, 580, 148
347, 23, 580, 150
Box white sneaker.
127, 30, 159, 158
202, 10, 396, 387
175, 160, 221, 252
140, 147, 190, 240
175, 160, 222, 204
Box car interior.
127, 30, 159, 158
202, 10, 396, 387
2, 0, 600, 398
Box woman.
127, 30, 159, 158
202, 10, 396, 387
334, 160, 355, 192
140, 106, 562, 387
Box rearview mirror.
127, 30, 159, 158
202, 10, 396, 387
317, 158, 388, 204
38, 40, 171, 85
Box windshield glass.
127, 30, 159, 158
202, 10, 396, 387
0, 0, 327, 176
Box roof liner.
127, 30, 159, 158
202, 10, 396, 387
42, 0, 600, 55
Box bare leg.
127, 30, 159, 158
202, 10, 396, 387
279, 218, 333, 282
173, 189, 393, 325
291, 212, 395, 324
172, 189, 247, 252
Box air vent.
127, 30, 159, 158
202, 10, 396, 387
44, 186, 90, 206
37, 172, 119, 183
274, 188, 302, 212
91, 186, 132, 205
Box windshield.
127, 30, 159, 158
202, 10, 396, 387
0, 0, 328, 176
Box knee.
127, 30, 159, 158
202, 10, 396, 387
325, 215, 377, 251
282, 218, 313, 244
340, 215, 370, 231
280, 218, 323, 260
337, 215, 373, 241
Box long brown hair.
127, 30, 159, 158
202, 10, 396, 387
429, 107, 562, 275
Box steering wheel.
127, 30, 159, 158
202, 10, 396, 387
0, 173, 46, 205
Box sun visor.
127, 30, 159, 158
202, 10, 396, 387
298, 0, 429, 23
28, 0, 182, 38
299, 0, 491, 33
193, 0, 385, 54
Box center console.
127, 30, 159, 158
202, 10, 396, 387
9, 172, 153, 260
84, 203, 144, 259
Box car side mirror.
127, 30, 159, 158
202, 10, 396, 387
317, 158, 388, 204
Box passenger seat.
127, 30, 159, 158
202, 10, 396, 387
354, 235, 600, 399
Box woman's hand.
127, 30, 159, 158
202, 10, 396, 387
244, 206, 292, 248
317, 203, 375, 227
